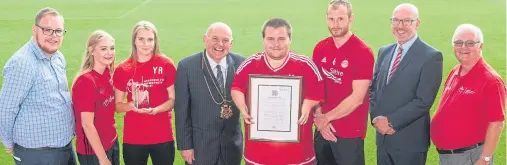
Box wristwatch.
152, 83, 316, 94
482, 156, 492, 162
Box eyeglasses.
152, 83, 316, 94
453, 40, 480, 48
35, 24, 66, 37
390, 18, 417, 26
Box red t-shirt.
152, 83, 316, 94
113, 55, 176, 145
431, 58, 506, 150
72, 68, 117, 155
312, 35, 374, 138
232, 51, 324, 165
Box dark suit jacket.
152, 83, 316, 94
369, 37, 443, 152
175, 51, 245, 165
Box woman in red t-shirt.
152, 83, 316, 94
72, 30, 119, 165
113, 20, 176, 165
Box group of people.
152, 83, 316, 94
0, 0, 504, 165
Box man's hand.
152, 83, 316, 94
474, 158, 488, 165
5, 147, 12, 154
373, 116, 394, 135
99, 158, 112, 165
320, 125, 337, 142
298, 106, 311, 125
314, 113, 330, 131
180, 149, 195, 164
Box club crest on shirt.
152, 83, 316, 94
333, 58, 336, 66
341, 60, 349, 68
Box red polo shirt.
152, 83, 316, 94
72, 69, 117, 155
232, 51, 324, 165
113, 55, 176, 145
312, 35, 374, 139
431, 58, 506, 150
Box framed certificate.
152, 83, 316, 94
248, 74, 302, 143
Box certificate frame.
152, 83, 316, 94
248, 74, 302, 143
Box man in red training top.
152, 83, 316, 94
431, 24, 505, 165
312, 0, 374, 165
231, 18, 324, 165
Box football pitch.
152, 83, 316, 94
0, 0, 505, 164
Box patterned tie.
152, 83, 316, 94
216, 64, 225, 93
388, 45, 403, 81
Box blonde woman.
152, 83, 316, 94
113, 21, 176, 165
72, 30, 119, 165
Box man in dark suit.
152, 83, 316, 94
175, 22, 245, 165
369, 3, 443, 165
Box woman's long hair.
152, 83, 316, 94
73, 30, 115, 84
130, 20, 161, 65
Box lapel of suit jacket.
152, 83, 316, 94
388, 37, 421, 84
380, 44, 396, 87
225, 54, 235, 100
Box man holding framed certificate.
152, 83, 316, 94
231, 18, 324, 165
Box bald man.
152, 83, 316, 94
175, 22, 245, 165
369, 3, 443, 165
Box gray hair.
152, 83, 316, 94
452, 24, 484, 44
35, 7, 63, 24
205, 22, 233, 38
393, 3, 419, 19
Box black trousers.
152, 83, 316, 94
12, 142, 77, 165
314, 131, 365, 165
77, 140, 120, 165
377, 144, 427, 165
123, 141, 175, 165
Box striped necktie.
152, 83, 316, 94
216, 64, 225, 93
388, 45, 403, 81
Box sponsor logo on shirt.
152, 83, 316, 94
321, 67, 343, 84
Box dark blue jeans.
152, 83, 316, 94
13, 142, 77, 165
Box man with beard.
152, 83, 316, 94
312, 0, 374, 165
0, 8, 76, 165
231, 18, 324, 165
369, 3, 443, 165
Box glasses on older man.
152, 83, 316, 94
453, 40, 480, 48
35, 24, 66, 37
390, 18, 417, 26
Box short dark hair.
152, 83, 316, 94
261, 18, 292, 39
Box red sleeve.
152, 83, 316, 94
72, 76, 96, 113
303, 60, 325, 102
352, 48, 374, 80
312, 43, 322, 68
165, 61, 177, 88
112, 66, 127, 92
484, 81, 506, 121
231, 60, 251, 94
